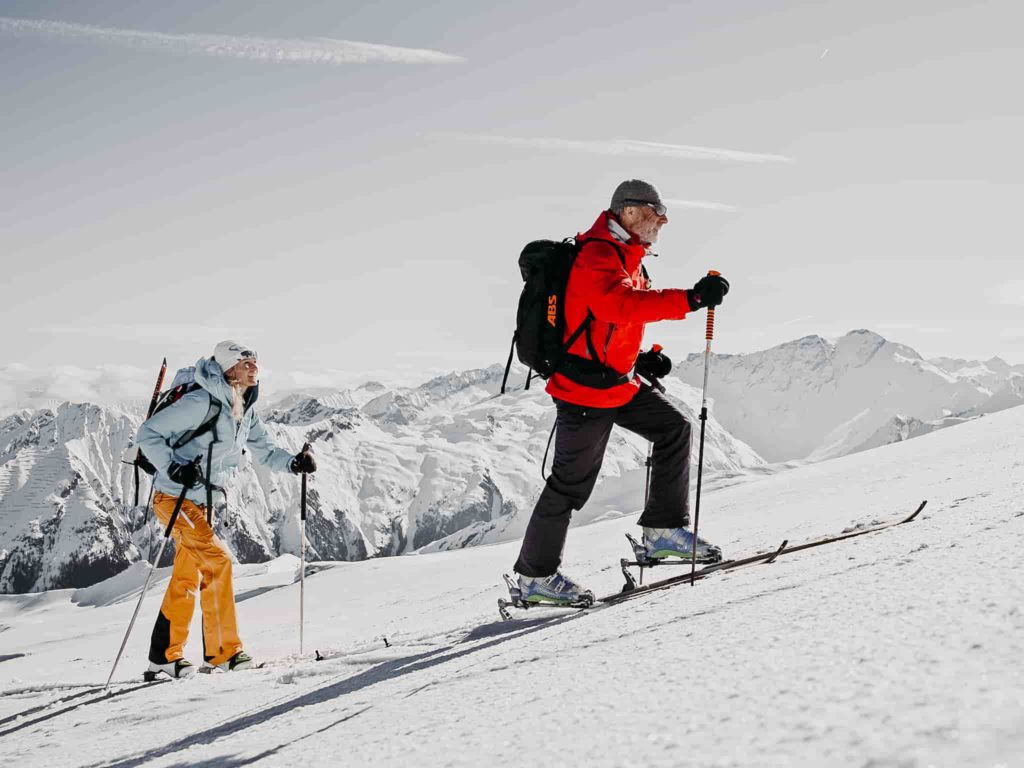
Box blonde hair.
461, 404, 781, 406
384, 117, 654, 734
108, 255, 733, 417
230, 382, 246, 423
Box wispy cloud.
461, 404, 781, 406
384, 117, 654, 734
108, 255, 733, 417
0, 363, 423, 416
451, 134, 793, 164
43, 324, 265, 342
780, 315, 816, 327
991, 280, 1024, 306
874, 323, 953, 335
662, 197, 739, 213
0, 16, 464, 66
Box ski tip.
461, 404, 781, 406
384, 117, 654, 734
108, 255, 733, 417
904, 500, 928, 523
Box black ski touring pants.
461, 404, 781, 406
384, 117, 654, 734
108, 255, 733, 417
513, 385, 692, 578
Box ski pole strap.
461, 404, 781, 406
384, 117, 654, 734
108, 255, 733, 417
540, 419, 556, 481
501, 332, 516, 394
206, 447, 214, 525
163, 460, 199, 538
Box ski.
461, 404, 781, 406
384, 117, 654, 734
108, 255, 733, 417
196, 661, 266, 675
497, 500, 928, 619
603, 499, 927, 604
603, 538, 790, 605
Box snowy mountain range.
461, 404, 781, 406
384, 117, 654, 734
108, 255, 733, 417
0, 365, 761, 594
1, 329, 1019, 595
673, 329, 1024, 462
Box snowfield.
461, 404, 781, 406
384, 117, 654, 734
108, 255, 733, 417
1, 404, 1022, 767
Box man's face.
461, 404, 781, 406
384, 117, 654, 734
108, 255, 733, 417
621, 203, 669, 245
226, 357, 259, 387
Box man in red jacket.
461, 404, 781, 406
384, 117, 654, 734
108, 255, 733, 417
513, 179, 730, 605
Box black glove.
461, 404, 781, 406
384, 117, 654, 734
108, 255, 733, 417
291, 446, 317, 474
687, 273, 730, 310
167, 460, 204, 489
635, 347, 672, 381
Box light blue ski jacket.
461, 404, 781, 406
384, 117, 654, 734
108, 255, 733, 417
136, 356, 295, 506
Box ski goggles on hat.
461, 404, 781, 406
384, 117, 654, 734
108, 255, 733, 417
622, 199, 667, 216
238, 349, 257, 360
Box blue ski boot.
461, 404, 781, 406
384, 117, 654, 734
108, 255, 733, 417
642, 527, 722, 564
518, 571, 595, 606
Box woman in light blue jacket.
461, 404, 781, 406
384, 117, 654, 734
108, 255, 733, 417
136, 340, 316, 679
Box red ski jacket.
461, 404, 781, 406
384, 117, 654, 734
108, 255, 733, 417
546, 211, 692, 408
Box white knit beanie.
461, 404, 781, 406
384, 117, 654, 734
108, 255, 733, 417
213, 340, 255, 372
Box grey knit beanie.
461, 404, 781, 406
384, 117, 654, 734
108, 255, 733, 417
610, 179, 663, 214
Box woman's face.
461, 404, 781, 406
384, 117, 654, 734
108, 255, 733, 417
226, 357, 259, 387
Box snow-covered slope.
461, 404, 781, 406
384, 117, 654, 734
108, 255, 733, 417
674, 329, 1019, 461
1, 404, 1021, 767
0, 365, 764, 593
0, 405, 142, 593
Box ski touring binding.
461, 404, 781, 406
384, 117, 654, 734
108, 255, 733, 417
497, 573, 525, 621
497, 573, 594, 620
620, 532, 724, 590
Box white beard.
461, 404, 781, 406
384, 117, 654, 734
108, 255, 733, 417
632, 218, 662, 245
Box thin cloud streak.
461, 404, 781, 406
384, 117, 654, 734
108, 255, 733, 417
0, 363, 424, 416
0, 16, 464, 65
991, 280, 1024, 306
662, 197, 739, 213
452, 134, 793, 164
44, 324, 265, 342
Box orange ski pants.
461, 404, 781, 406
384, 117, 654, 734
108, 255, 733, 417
148, 492, 243, 666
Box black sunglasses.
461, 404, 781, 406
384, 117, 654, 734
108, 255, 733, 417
622, 199, 667, 217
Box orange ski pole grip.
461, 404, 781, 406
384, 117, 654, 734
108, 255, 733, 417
705, 270, 720, 341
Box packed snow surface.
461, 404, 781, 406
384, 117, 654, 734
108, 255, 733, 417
1, 403, 1022, 766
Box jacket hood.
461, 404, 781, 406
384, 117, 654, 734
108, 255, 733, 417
193, 356, 260, 410
581, 211, 647, 251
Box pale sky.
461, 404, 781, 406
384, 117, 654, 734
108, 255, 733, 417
2, 0, 1022, 406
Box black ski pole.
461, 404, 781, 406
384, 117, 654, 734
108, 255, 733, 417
644, 442, 654, 506
105, 457, 198, 690
690, 272, 719, 586
299, 443, 310, 655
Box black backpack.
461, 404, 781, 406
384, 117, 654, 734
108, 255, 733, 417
501, 238, 631, 394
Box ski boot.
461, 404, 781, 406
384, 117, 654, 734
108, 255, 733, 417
620, 527, 723, 590
498, 572, 595, 620
144, 658, 195, 681
199, 650, 255, 674
642, 527, 723, 564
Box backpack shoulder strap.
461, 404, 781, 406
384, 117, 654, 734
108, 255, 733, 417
568, 238, 627, 364
171, 393, 222, 450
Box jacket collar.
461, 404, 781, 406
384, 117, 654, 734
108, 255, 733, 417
582, 211, 649, 254
194, 356, 259, 411
607, 215, 631, 244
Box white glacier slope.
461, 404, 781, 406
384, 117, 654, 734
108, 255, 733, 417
0, 404, 1021, 767
674, 329, 1022, 462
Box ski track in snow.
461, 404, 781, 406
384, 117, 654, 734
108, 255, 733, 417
1, 406, 1024, 766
